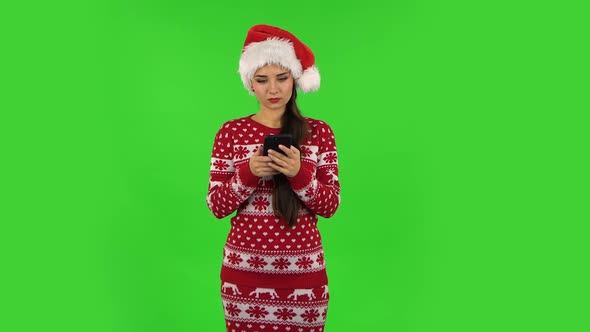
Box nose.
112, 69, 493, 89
268, 80, 279, 94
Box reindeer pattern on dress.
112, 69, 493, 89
221, 282, 242, 295
287, 288, 316, 301
249, 287, 280, 299
223, 282, 329, 302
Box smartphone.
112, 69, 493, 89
263, 134, 292, 156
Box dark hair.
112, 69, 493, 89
273, 85, 309, 227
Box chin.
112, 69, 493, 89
268, 104, 286, 110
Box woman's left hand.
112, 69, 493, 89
267, 145, 301, 178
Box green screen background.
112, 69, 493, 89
2, 0, 588, 331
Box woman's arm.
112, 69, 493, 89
206, 123, 260, 219
288, 122, 341, 218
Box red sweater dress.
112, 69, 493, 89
207, 115, 340, 332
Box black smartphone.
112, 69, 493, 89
263, 134, 292, 156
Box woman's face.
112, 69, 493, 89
251, 64, 294, 112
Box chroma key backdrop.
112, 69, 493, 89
1, 1, 587, 332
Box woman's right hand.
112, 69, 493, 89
249, 145, 280, 177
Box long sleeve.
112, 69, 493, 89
206, 122, 260, 219
288, 121, 341, 218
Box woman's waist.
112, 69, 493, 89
236, 201, 314, 218
228, 216, 322, 249
230, 213, 318, 228
222, 243, 327, 275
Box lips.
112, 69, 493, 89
268, 98, 281, 103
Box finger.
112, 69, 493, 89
267, 161, 280, 170
255, 156, 273, 163
269, 163, 294, 177
258, 168, 280, 176
289, 146, 300, 156
260, 165, 277, 171
256, 156, 272, 164
268, 161, 288, 173
253, 145, 263, 156
254, 167, 278, 176
267, 151, 284, 163
267, 150, 286, 164
277, 145, 296, 157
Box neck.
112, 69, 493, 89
253, 108, 285, 128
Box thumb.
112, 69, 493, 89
254, 144, 263, 156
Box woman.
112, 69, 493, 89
207, 24, 341, 332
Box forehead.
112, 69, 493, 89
254, 63, 291, 76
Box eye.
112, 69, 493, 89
278, 77, 288, 81
255, 80, 267, 84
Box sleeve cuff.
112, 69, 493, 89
288, 163, 313, 190
237, 164, 260, 188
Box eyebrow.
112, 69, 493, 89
254, 71, 290, 78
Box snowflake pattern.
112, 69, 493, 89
213, 159, 230, 170
322, 152, 337, 164
213, 119, 337, 332
246, 305, 269, 319
238, 188, 251, 197
295, 256, 314, 269
271, 258, 291, 270
226, 253, 243, 265
300, 146, 313, 158
234, 146, 250, 159
247, 256, 267, 269
251, 196, 270, 211
225, 303, 241, 317
273, 308, 297, 321
222, 283, 329, 330
301, 309, 320, 323
316, 253, 324, 265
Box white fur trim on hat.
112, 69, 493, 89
239, 38, 303, 95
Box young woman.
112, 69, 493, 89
207, 24, 341, 332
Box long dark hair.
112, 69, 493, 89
273, 85, 309, 227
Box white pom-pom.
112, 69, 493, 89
296, 65, 321, 92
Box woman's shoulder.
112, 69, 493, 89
216, 115, 252, 132
304, 117, 335, 134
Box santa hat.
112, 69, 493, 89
239, 24, 320, 95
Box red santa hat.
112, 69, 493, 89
239, 24, 320, 95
